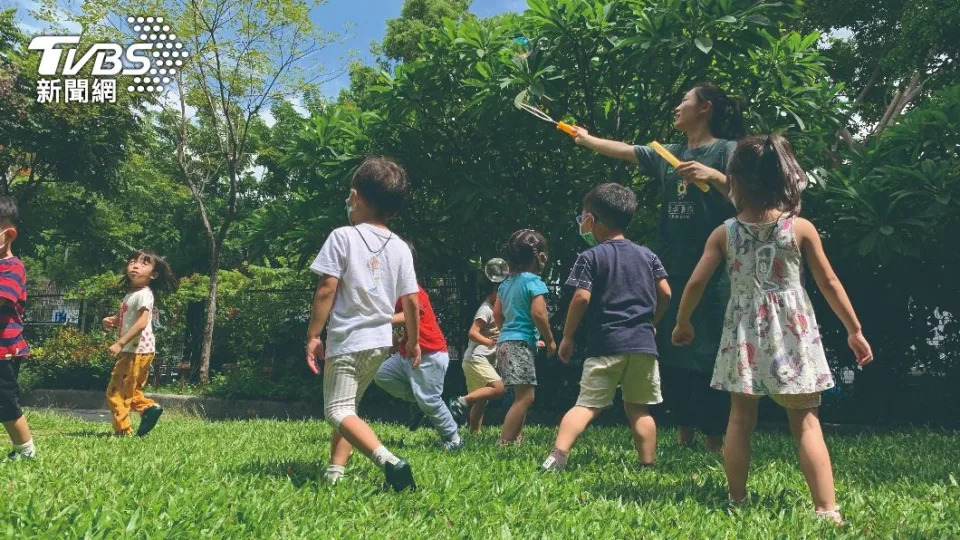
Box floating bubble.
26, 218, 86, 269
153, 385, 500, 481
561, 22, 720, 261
484, 258, 510, 283
511, 36, 532, 61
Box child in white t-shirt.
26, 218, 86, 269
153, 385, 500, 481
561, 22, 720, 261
306, 156, 420, 492
449, 279, 506, 432
102, 250, 178, 437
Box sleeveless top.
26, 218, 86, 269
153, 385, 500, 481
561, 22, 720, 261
711, 216, 834, 395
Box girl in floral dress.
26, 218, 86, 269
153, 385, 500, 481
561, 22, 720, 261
671, 135, 874, 523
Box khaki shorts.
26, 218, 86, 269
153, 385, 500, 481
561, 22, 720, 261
463, 357, 501, 393
738, 392, 822, 409
576, 353, 662, 409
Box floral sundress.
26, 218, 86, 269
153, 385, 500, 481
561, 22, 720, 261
711, 216, 834, 395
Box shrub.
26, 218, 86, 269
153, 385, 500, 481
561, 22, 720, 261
21, 326, 116, 391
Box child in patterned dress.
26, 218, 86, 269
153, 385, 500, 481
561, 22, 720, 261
671, 135, 874, 523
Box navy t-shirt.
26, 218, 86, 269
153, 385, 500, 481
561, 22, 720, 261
565, 239, 668, 358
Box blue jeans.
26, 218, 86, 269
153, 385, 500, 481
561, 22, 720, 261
374, 351, 459, 443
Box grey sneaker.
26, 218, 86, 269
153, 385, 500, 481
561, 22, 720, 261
441, 439, 464, 452
540, 455, 565, 472
5, 450, 35, 461
448, 397, 469, 426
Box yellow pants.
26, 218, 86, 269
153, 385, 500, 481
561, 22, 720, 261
106, 352, 157, 434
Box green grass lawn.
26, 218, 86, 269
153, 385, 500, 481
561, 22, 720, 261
2, 410, 958, 538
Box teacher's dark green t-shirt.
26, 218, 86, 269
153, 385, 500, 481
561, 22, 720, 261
634, 139, 737, 372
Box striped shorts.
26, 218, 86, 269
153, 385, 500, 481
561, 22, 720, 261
322, 347, 392, 427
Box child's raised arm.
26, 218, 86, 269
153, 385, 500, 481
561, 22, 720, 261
795, 218, 873, 366
305, 275, 339, 374
558, 288, 590, 364
399, 292, 421, 368
672, 225, 726, 345
531, 295, 557, 357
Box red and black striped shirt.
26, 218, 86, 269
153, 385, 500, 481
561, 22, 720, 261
0, 257, 28, 359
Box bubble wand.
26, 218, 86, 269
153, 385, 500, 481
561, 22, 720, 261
517, 102, 579, 138
649, 141, 709, 192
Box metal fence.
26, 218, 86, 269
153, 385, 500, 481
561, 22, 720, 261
22, 276, 565, 389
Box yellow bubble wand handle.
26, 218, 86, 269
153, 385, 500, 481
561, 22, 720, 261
650, 141, 709, 192
556, 121, 578, 138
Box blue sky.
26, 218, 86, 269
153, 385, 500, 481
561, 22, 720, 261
7, 0, 529, 98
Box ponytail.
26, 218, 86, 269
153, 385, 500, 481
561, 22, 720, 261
692, 83, 746, 141
728, 135, 805, 214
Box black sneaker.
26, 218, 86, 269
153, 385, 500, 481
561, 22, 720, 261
406, 404, 426, 431
384, 458, 416, 492
447, 397, 468, 426
137, 405, 164, 437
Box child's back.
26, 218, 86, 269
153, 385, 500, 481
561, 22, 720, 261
311, 223, 416, 358
713, 216, 832, 395
497, 272, 548, 347
567, 240, 665, 357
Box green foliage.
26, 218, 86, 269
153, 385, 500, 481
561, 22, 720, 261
382, 0, 474, 62
20, 326, 115, 391
805, 85, 960, 381
5, 410, 960, 536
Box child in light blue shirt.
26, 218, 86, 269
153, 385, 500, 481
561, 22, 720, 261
494, 229, 557, 445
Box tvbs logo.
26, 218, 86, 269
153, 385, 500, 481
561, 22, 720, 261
28, 36, 151, 76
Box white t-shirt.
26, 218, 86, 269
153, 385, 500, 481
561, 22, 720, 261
119, 287, 155, 354
310, 224, 418, 358
462, 301, 498, 363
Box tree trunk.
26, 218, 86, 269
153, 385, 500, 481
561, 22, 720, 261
198, 245, 220, 384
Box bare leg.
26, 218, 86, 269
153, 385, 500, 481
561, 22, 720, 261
329, 430, 354, 467
336, 415, 383, 458
678, 426, 696, 447
624, 402, 657, 464
723, 394, 757, 501
468, 400, 488, 433
705, 435, 724, 453
2, 416, 31, 446
553, 406, 602, 453
464, 381, 506, 405
785, 407, 837, 512
500, 385, 534, 443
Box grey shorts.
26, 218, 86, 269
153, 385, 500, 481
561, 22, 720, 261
496, 340, 537, 387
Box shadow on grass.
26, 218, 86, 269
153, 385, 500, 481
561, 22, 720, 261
236, 459, 329, 488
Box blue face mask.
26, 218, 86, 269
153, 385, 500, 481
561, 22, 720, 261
576, 213, 598, 247
345, 197, 354, 224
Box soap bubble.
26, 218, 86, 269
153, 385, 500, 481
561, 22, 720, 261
484, 258, 509, 283
511, 36, 532, 61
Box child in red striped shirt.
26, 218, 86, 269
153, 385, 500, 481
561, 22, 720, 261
0, 197, 35, 460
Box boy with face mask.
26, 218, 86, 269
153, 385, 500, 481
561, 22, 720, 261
541, 183, 672, 471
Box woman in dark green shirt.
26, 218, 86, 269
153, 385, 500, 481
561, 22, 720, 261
573, 83, 745, 451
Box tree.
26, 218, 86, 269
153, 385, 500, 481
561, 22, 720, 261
382, 0, 473, 62
76, 0, 338, 382
800, 0, 960, 144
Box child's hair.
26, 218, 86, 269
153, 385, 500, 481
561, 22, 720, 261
727, 135, 806, 214
692, 82, 746, 140
505, 229, 548, 273
123, 249, 179, 294
0, 197, 20, 228
582, 183, 637, 230
351, 156, 409, 218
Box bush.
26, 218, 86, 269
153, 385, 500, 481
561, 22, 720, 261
21, 326, 115, 391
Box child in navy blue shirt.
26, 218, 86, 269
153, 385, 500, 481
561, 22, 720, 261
542, 183, 671, 471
